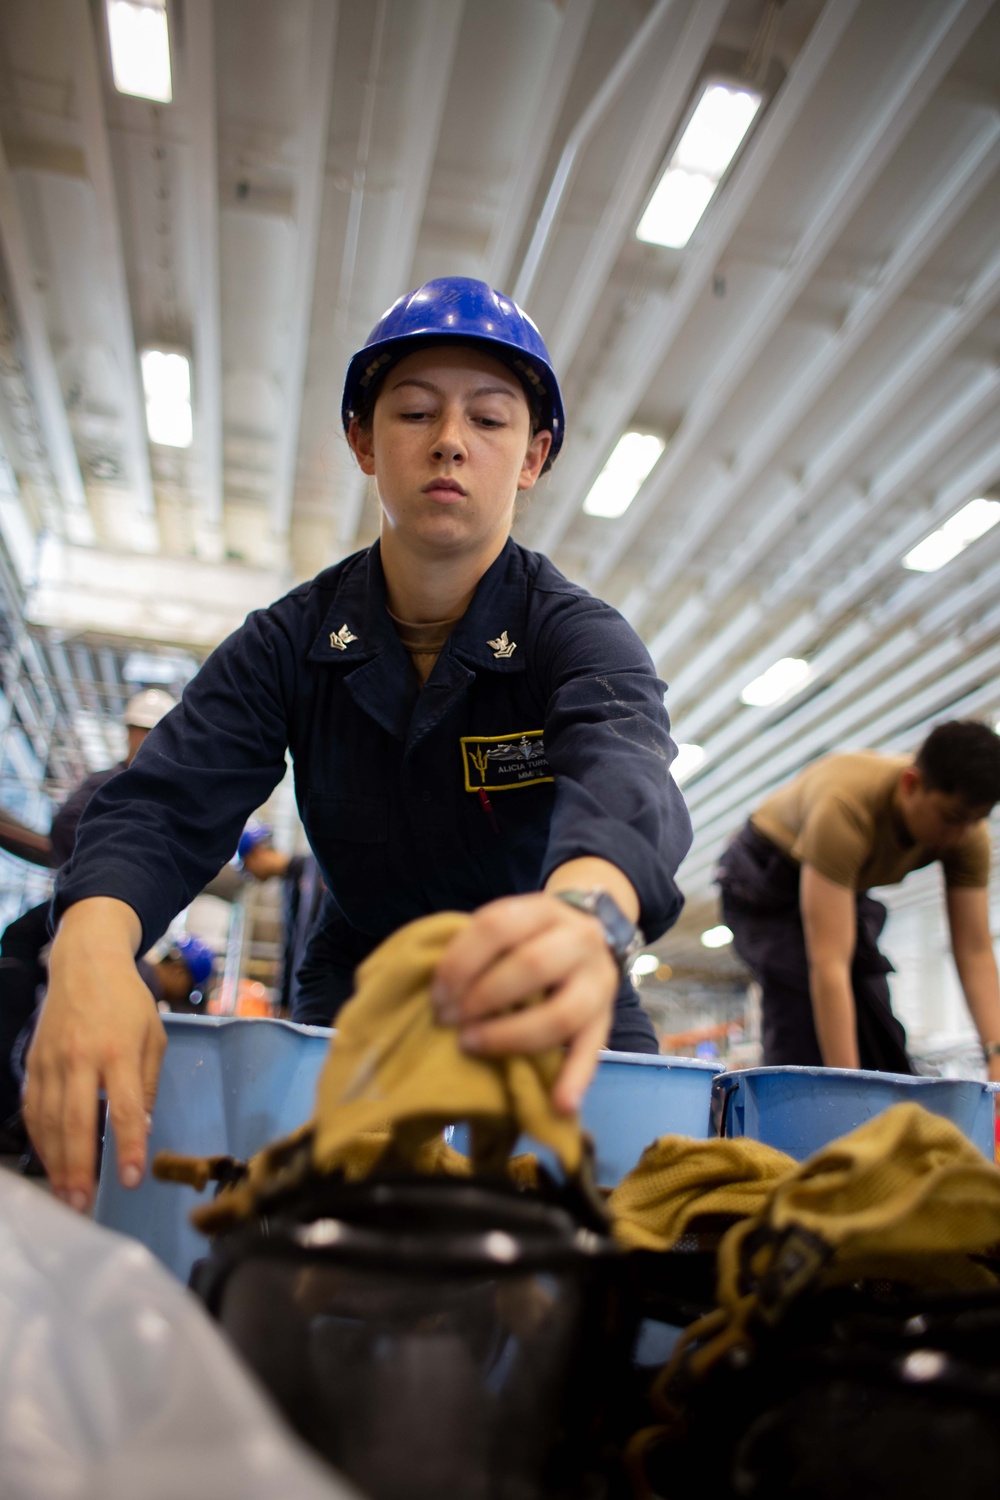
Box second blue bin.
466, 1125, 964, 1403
713, 1064, 1000, 1161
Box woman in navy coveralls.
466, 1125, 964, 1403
25, 279, 692, 1211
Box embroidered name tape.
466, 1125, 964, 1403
460, 730, 553, 792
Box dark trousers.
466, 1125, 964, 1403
0, 901, 49, 1121
717, 824, 912, 1075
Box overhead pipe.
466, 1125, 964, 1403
271, 0, 340, 541
485, 0, 596, 290
527, 0, 862, 559
659, 366, 1000, 705
512, 0, 678, 308
632, 122, 1000, 642
586, 0, 994, 593
684, 538, 1000, 828
680, 635, 1000, 895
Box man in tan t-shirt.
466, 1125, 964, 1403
716, 720, 1000, 1080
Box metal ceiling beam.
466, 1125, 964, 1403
586, 0, 994, 592
629, 121, 1000, 643
97, 644, 127, 718
484, 0, 595, 291
676, 613, 823, 744
679, 452, 1000, 828
270, 0, 338, 542
789, 372, 1000, 621
547, 0, 727, 369
695, 268, 1000, 635
650, 348, 1000, 699
511, 0, 679, 309
526, 0, 862, 558
335, 0, 465, 553
665, 393, 1000, 756
680, 634, 1000, 894
67, 0, 157, 540
684, 531, 1000, 821
0, 130, 94, 544
682, 628, 921, 809
685, 635, 965, 856
183, 0, 224, 559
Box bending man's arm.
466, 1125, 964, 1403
23, 897, 165, 1211
799, 863, 861, 1069
946, 885, 1000, 1084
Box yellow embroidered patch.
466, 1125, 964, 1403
460, 730, 553, 792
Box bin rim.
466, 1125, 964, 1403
161, 1013, 333, 1039
712, 1064, 991, 1087
598, 1048, 720, 1072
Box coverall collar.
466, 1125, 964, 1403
307, 539, 528, 743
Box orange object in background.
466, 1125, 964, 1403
207, 979, 276, 1017
660, 1019, 734, 1053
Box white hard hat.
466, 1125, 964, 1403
125, 687, 176, 729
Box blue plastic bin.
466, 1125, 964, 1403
97, 1015, 332, 1282
97, 1017, 718, 1280
712, 1065, 1000, 1162
450, 1049, 719, 1185
580, 1050, 719, 1184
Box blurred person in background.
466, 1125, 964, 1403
0, 689, 175, 1150
141, 931, 216, 1014
237, 819, 325, 1015
716, 722, 1000, 1080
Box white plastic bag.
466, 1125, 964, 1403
0, 1170, 360, 1500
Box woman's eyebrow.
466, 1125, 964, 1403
389, 377, 518, 399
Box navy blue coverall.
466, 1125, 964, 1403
55, 539, 692, 1052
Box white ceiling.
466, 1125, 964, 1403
1, 0, 999, 943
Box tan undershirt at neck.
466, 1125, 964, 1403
388, 608, 463, 685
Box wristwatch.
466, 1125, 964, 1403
555, 888, 645, 977
983, 1041, 1000, 1062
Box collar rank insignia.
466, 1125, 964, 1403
329, 623, 358, 652
487, 630, 517, 659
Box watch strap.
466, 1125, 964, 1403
554, 888, 644, 976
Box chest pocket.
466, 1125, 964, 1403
306, 794, 388, 844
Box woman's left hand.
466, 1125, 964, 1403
430, 892, 619, 1114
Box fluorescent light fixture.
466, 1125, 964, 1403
630, 952, 661, 978
701, 924, 733, 949
583, 431, 665, 519
141, 350, 192, 447
740, 657, 810, 708
637, 81, 762, 248
902, 497, 1000, 573
106, 0, 172, 103
671, 741, 706, 784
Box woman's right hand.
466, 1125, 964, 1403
23, 897, 166, 1212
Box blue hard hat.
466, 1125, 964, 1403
237, 819, 273, 860
341, 277, 565, 463
171, 932, 216, 988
